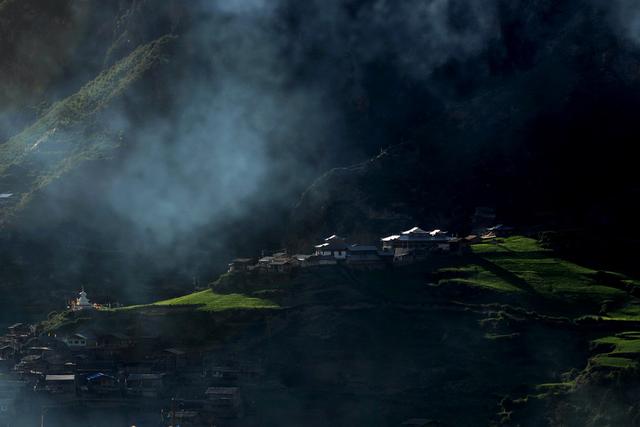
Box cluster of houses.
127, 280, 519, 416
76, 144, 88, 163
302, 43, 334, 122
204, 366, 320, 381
0, 291, 258, 426
228, 226, 483, 274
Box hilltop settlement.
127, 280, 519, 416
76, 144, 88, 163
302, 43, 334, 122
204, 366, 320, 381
227, 226, 500, 274
0, 289, 259, 426
0, 224, 510, 426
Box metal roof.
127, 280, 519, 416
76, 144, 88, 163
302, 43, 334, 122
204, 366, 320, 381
45, 375, 75, 381
402, 227, 429, 235
86, 372, 116, 382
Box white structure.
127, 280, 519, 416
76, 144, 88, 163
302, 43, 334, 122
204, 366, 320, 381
314, 235, 348, 260
71, 289, 94, 311
62, 334, 88, 348
381, 227, 453, 250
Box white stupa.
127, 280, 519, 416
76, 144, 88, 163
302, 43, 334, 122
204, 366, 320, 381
72, 288, 94, 311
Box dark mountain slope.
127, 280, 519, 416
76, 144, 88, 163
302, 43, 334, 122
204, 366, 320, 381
290, 5, 640, 247
0, 35, 175, 225
2, 0, 640, 315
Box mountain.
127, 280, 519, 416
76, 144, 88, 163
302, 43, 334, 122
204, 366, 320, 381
35, 236, 640, 426
2, 0, 640, 319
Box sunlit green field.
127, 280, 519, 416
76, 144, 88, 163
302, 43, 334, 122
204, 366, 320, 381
441, 236, 629, 308
152, 289, 278, 312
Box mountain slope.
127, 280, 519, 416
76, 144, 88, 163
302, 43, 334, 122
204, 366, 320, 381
0, 35, 175, 226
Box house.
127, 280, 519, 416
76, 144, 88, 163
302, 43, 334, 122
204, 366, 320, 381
42, 374, 77, 395
125, 373, 166, 398
258, 256, 275, 268
269, 257, 295, 273
464, 234, 481, 244
294, 254, 312, 264
24, 335, 69, 353
393, 248, 418, 265
258, 252, 296, 273
346, 245, 385, 267
485, 224, 515, 238
6, 323, 31, 337
205, 386, 242, 418
227, 258, 254, 273
314, 235, 349, 260
61, 333, 97, 350
83, 372, 120, 395
305, 254, 338, 267
15, 354, 48, 375
381, 227, 453, 252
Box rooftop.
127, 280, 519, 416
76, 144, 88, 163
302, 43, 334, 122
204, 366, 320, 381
45, 374, 75, 381
206, 386, 239, 395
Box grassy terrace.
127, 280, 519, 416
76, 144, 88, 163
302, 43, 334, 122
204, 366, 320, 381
440, 236, 633, 313
154, 289, 278, 312
120, 289, 278, 313
590, 332, 640, 369
441, 236, 640, 371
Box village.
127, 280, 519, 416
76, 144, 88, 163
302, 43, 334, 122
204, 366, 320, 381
227, 222, 511, 274
0, 288, 261, 426
0, 220, 512, 426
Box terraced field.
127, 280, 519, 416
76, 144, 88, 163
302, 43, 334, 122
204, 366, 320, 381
440, 236, 637, 316
153, 288, 278, 312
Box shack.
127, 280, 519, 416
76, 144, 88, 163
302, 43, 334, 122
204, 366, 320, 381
43, 374, 76, 395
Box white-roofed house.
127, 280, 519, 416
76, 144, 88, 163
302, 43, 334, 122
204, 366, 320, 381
314, 235, 349, 260
381, 226, 455, 260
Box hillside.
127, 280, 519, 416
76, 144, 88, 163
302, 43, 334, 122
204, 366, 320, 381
39, 237, 640, 426
3, 2, 640, 426
2, 0, 640, 320
0, 35, 175, 224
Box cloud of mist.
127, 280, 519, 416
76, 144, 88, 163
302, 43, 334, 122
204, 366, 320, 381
100, 0, 338, 254
610, 0, 640, 44
0, 0, 508, 298
100, 0, 502, 250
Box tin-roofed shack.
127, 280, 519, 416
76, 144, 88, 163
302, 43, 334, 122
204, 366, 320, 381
41, 374, 77, 395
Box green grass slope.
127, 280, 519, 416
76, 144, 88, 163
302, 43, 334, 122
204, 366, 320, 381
0, 34, 175, 225
438, 236, 635, 316
153, 288, 278, 312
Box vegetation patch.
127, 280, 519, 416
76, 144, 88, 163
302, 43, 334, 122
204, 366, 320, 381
588, 333, 640, 370
0, 35, 175, 223
590, 354, 638, 369
437, 237, 636, 316
148, 289, 278, 312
